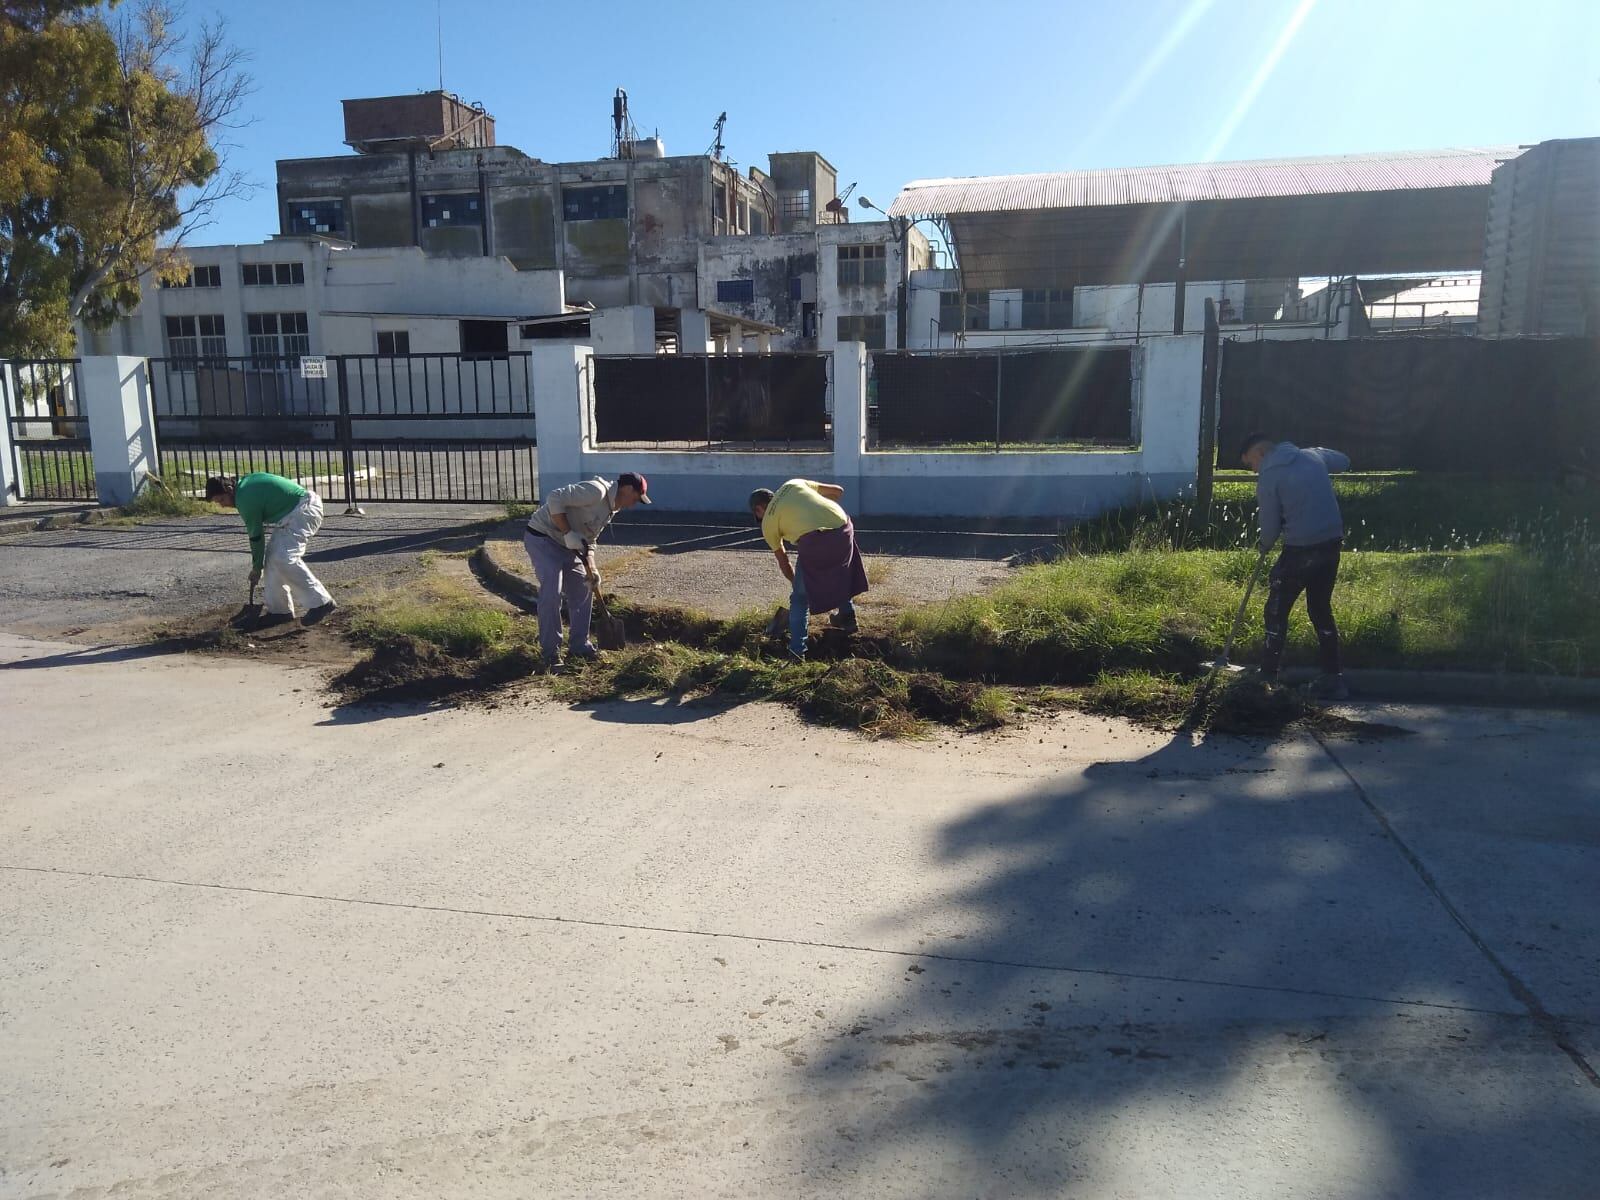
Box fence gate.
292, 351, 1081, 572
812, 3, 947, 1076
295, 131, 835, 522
3, 359, 97, 502
147, 352, 537, 505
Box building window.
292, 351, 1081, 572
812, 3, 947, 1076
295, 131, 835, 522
789, 276, 803, 301
939, 290, 990, 332
459, 319, 509, 360
716, 279, 754, 304
160, 264, 221, 289
164, 314, 226, 364
836, 314, 886, 349
1020, 288, 1073, 329
422, 193, 483, 229
242, 261, 306, 287
780, 190, 811, 221
561, 185, 627, 222
837, 243, 887, 288
286, 199, 345, 235
246, 312, 309, 366
376, 330, 411, 357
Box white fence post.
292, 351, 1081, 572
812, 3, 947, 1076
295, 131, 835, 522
0, 362, 19, 503
80, 355, 159, 507
831, 341, 866, 510
530, 344, 590, 499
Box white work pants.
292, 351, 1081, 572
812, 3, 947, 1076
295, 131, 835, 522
263, 492, 333, 615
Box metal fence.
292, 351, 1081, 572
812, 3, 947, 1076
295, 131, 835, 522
3, 359, 96, 501
590, 353, 831, 450
148, 352, 537, 505
869, 347, 1136, 449
1217, 336, 1600, 473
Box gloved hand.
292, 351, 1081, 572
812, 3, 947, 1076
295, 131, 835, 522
562, 530, 586, 552
248, 566, 262, 586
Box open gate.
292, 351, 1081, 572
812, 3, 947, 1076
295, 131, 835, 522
147, 351, 537, 505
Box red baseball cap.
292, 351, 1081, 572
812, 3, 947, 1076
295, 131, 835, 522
618, 471, 651, 503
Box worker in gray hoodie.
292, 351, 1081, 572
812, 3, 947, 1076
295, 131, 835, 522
1239, 433, 1351, 699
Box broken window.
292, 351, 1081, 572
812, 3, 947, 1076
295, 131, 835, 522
837, 244, 887, 288
242, 262, 306, 286
561, 185, 627, 222
460, 319, 509, 360
780, 190, 811, 222
836, 314, 886, 349
422, 193, 484, 229
716, 279, 754, 304
246, 312, 309, 366
376, 330, 411, 357
286, 199, 345, 235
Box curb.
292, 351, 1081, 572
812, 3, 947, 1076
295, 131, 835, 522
466, 537, 1600, 711
1280, 666, 1600, 707
0, 507, 117, 536
471, 543, 538, 608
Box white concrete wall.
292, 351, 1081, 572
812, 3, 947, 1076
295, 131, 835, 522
589, 306, 657, 356
532, 337, 1205, 518
84, 240, 564, 363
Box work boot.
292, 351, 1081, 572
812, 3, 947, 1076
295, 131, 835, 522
828, 610, 858, 634
301, 600, 337, 626
1306, 673, 1351, 701
253, 611, 294, 630
566, 642, 601, 664
786, 647, 807, 664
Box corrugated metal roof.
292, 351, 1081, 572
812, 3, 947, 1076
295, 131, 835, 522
889, 147, 1522, 217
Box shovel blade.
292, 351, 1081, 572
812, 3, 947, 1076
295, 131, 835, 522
595, 614, 627, 651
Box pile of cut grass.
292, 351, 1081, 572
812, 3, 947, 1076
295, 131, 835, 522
113, 477, 216, 521
553, 644, 1011, 738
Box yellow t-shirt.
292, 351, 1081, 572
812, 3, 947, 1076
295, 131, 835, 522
761, 479, 847, 552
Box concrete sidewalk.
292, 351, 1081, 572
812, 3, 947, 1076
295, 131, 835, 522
1, 631, 1595, 1197
486, 511, 1065, 618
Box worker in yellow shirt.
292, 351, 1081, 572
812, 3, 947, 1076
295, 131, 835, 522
749, 479, 869, 660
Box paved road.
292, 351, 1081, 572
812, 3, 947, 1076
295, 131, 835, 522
1, 632, 1595, 1197
0, 505, 500, 635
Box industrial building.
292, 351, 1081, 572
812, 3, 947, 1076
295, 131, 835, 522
888, 144, 1574, 345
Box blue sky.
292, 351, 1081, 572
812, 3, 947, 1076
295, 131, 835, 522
188, 0, 1597, 245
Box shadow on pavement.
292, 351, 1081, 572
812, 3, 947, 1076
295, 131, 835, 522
0, 640, 203, 670
794, 729, 1595, 1194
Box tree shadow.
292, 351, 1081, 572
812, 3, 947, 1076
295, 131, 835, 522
793, 728, 1597, 1194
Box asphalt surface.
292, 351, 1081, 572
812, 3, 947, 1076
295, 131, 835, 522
0, 504, 499, 636
1, 631, 1596, 1197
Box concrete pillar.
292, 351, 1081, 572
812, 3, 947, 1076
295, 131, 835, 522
831, 341, 866, 506
591, 305, 657, 356
531, 344, 591, 498
80, 355, 157, 507
1136, 334, 1205, 489
0, 363, 19, 503
755, 332, 772, 354
679, 309, 712, 354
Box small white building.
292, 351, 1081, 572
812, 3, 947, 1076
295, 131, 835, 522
78, 236, 567, 363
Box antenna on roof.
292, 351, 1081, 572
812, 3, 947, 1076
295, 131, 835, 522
708, 111, 727, 161
436, 0, 444, 92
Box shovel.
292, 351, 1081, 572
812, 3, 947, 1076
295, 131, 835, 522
592, 586, 627, 651
1206, 546, 1269, 684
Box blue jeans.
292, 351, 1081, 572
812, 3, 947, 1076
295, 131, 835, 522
789, 567, 855, 656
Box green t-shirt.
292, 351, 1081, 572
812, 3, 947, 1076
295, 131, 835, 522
234, 472, 307, 569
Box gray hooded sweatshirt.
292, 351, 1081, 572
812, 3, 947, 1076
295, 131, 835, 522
1256, 443, 1349, 551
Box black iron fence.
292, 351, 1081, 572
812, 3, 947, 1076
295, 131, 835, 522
3, 359, 96, 501
148, 352, 537, 505
591, 353, 830, 449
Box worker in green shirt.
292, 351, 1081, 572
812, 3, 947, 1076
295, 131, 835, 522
205, 473, 335, 628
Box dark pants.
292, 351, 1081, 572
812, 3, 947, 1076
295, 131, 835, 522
1261, 537, 1342, 679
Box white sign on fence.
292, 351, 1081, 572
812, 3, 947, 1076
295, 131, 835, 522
299, 355, 328, 380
